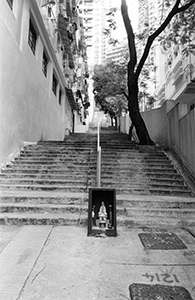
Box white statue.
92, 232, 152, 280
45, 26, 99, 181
98, 202, 107, 220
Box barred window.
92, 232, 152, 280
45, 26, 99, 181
28, 19, 37, 54
52, 73, 58, 95
6, 0, 13, 9
42, 51, 48, 77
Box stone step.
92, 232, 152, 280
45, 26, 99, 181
8, 164, 174, 173
0, 178, 87, 185
100, 145, 163, 150
23, 143, 161, 149
23, 146, 93, 152
21, 149, 165, 157
4, 164, 92, 170
38, 140, 96, 144
19, 153, 168, 160
102, 153, 169, 159
114, 187, 192, 196
10, 160, 172, 167
1, 168, 180, 178
0, 210, 194, 227
101, 161, 172, 167
1, 166, 178, 175
0, 203, 82, 214
22, 148, 93, 153
101, 165, 176, 170
0, 183, 192, 196
116, 197, 195, 209
11, 160, 91, 165
0, 190, 87, 203
0, 169, 95, 175
0, 212, 81, 226
20, 151, 166, 158
19, 153, 91, 158
116, 215, 195, 227
90, 177, 185, 185
0, 173, 89, 180
98, 168, 179, 174
1, 194, 195, 208
0, 173, 182, 181
99, 182, 189, 191
0, 184, 87, 193
0, 179, 187, 190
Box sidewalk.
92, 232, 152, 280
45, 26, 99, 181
0, 225, 195, 300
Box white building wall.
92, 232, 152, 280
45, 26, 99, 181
156, 43, 195, 107
0, 0, 73, 167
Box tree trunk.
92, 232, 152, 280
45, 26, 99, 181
110, 116, 113, 127
121, 0, 154, 145
128, 78, 154, 145
114, 116, 118, 129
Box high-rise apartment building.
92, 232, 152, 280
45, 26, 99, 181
79, 0, 110, 66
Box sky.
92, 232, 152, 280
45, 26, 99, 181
111, 0, 139, 41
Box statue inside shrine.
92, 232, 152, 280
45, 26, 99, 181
98, 202, 107, 228
92, 202, 113, 229
98, 202, 107, 218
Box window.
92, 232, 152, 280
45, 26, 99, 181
42, 51, 48, 77
48, 6, 52, 18
6, 0, 13, 9
28, 19, 37, 54
190, 103, 195, 111
59, 89, 62, 105
52, 73, 58, 95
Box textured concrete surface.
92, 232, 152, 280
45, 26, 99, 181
0, 225, 195, 300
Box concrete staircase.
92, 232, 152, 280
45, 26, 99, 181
0, 130, 195, 227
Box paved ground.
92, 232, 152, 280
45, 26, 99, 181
0, 225, 195, 300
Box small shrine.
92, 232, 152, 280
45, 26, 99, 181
88, 188, 117, 236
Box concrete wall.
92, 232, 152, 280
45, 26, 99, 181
168, 104, 195, 179
141, 100, 175, 146
120, 100, 195, 179
120, 100, 174, 145
0, 0, 73, 167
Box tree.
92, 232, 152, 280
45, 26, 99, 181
93, 61, 128, 127
121, 0, 195, 145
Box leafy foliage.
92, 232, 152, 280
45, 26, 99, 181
92, 61, 128, 118
159, 2, 195, 51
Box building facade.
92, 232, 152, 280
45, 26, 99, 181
155, 40, 195, 111
78, 0, 109, 66
0, 0, 90, 166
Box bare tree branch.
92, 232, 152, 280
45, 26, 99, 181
134, 0, 195, 79
177, 0, 195, 13
122, 91, 129, 100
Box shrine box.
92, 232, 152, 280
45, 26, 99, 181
88, 188, 117, 237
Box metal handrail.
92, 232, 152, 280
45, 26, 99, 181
97, 121, 101, 187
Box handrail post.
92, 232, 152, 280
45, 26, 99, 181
97, 145, 101, 187
97, 121, 101, 187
